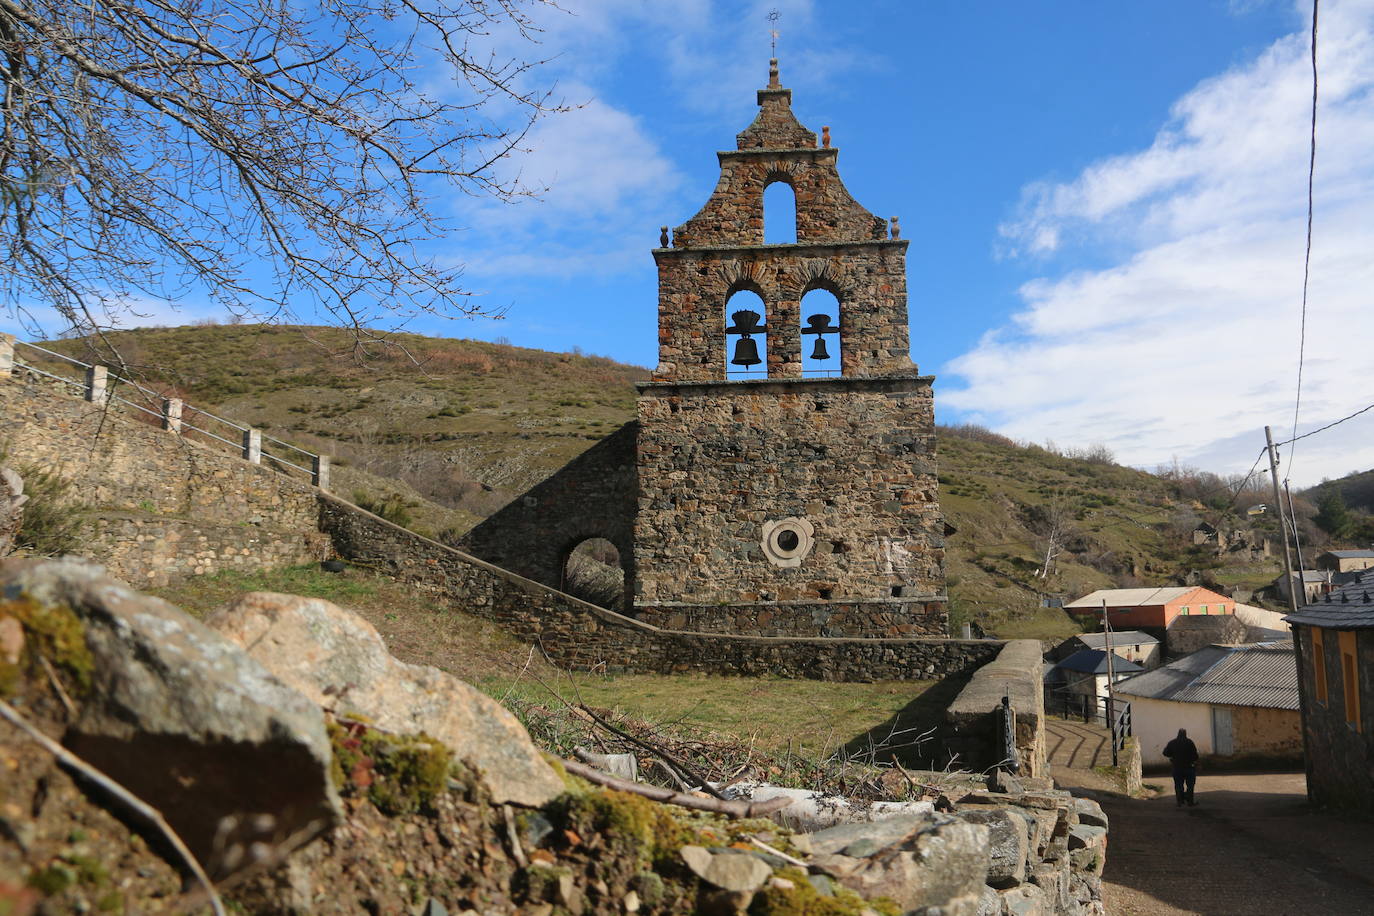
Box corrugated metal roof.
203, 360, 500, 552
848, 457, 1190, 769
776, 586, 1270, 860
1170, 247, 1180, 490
1074, 631, 1159, 649
1285, 568, 1374, 629
1114, 641, 1298, 710
1066, 587, 1197, 609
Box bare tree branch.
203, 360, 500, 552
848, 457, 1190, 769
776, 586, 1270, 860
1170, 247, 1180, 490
0, 0, 569, 340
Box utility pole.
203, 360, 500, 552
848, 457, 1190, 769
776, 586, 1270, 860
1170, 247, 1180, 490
1102, 599, 1119, 765
1266, 426, 1300, 614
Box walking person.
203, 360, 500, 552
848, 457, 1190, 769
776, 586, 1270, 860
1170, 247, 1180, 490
1162, 728, 1199, 807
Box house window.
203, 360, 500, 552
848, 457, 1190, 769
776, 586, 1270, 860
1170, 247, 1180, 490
1181, 606, 1190, 615
1312, 627, 1328, 704
1339, 630, 1361, 731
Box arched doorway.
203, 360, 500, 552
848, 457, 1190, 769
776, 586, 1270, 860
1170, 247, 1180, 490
562, 537, 626, 611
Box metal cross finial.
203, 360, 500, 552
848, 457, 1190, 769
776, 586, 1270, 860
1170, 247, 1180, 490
768, 8, 780, 57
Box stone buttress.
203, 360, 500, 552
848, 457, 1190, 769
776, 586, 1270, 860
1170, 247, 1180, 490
464, 61, 947, 638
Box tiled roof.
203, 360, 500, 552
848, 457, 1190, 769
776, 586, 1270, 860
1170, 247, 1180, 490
1322, 549, 1374, 559
1056, 648, 1145, 676
1115, 641, 1298, 710
1066, 587, 1197, 609
1285, 568, 1374, 629
1073, 631, 1159, 649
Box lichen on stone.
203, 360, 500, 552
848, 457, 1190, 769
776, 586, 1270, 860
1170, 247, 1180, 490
0, 594, 94, 693
328, 718, 453, 816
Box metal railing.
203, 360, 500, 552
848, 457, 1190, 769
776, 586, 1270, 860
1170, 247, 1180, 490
1044, 685, 1133, 766
5, 338, 329, 488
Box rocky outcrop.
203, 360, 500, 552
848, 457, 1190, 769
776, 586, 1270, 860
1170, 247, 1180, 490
205, 591, 564, 808
0, 558, 342, 876
0, 466, 25, 557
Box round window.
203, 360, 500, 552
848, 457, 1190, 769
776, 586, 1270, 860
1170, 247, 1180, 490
762, 517, 815, 568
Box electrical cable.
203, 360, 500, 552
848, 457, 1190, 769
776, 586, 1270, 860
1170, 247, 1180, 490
1278, 400, 1374, 448
1287, 0, 1319, 478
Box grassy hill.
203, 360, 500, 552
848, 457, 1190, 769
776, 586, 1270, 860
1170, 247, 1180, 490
38, 323, 1284, 639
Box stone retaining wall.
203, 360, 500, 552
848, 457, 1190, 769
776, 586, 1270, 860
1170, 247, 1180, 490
2, 368, 324, 584
943, 640, 1048, 777
321, 493, 1001, 680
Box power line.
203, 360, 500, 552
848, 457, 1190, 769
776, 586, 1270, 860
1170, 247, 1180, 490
1278, 400, 1374, 448
1288, 0, 1320, 478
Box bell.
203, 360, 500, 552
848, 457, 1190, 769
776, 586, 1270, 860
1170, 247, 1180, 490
809, 337, 831, 361
730, 336, 762, 367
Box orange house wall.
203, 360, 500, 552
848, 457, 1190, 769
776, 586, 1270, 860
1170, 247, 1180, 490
1070, 588, 1235, 629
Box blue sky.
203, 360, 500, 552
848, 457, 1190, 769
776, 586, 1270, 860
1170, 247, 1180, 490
12, 0, 1374, 486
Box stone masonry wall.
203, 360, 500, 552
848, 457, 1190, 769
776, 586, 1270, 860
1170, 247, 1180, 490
634, 376, 944, 625
1, 368, 325, 584
321, 492, 996, 681
943, 639, 1048, 778
460, 423, 638, 596
1293, 624, 1374, 813
635, 598, 947, 639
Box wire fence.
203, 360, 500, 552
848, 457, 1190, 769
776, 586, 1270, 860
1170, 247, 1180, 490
7, 339, 325, 486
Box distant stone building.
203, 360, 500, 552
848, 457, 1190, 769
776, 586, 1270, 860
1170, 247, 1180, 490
1315, 549, 1374, 574
1286, 569, 1374, 813
461, 59, 947, 638
1051, 631, 1161, 670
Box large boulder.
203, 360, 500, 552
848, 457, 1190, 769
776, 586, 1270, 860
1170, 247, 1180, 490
0, 558, 341, 876
0, 466, 26, 557
808, 813, 991, 915
205, 591, 564, 808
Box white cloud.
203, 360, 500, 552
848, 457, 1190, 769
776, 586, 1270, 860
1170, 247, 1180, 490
946, 0, 1374, 486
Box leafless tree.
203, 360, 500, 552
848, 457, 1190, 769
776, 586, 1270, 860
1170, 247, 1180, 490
0, 0, 565, 340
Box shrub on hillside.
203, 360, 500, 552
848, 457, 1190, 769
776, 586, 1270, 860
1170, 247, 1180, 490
8, 465, 88, 557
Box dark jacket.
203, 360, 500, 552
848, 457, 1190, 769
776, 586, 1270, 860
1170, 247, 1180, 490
1163, 736, 1199, 769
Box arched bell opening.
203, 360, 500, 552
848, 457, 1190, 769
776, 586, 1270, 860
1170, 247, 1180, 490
724, 288, 769, 380
763, 178, 797, 245
561, 536, 626, 611
800, 288, 841, 377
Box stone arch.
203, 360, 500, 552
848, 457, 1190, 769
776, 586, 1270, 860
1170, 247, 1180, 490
762, 176, 797, 245
560, 534, 629, 612
801, 287, 842, 377
724, 285, 769, 380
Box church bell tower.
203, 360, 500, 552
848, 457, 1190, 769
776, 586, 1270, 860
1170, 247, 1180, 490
631, 60, 948, 637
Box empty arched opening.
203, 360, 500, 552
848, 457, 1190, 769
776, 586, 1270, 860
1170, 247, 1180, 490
725, 288, 768, 380
763, 179, 797, 245
801, 288, 841, 377
562, 537, 625, 611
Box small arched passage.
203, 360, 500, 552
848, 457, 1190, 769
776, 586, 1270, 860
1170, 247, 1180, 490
725, 287, 769, 380
561, 536, 626, 611
763, 179, 797, 245
801, 287, 841, 377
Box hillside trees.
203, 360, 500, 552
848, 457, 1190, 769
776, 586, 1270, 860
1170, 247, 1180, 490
0, 0, 563, 340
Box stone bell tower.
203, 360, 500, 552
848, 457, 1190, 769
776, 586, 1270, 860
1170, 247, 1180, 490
631, 60, 947, 637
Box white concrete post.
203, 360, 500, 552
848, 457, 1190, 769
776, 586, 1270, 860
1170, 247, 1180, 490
0, 333, 15, 376
85, 365, 109, 403
242, 428, 262, 464
161, 397, 183, 433
312, 454, 331, 491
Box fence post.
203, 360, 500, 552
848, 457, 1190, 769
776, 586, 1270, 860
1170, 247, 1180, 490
242, 428, 261, 464
161, 397, 183, 433
312, 454, 330, 491
85, 365, 109, 403
0, 333, 14, 376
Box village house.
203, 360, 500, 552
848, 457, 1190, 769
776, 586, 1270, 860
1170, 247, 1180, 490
1046, 649, 1143, 711
1315, 549, 1374, 574
1274, 568, 1334, 604
1165, 614, 1287, 659
1285, 568, 1374, 813
1113, 640, 1301, 766
1065, 586, 1235, 631
1050, 630, 1161, 670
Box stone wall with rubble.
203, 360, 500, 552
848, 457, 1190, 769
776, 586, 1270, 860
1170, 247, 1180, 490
633, 375, 946, 636
1, 368, 325, 584
459, 422, 638, 597
321, 492, 994, 680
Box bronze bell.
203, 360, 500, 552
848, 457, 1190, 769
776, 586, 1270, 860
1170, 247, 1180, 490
809, 337, 830, 361
731, 336, 762, 367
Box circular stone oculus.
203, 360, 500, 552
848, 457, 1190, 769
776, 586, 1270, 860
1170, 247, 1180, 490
762, 517, 815, 567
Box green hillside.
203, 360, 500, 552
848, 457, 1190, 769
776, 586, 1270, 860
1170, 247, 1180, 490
37, 324, 1285, 638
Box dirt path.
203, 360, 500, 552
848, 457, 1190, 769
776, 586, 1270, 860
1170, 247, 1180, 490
1062, 770, 1374, 915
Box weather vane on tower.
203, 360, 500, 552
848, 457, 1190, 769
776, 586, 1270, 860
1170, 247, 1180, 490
768, 8, 780, 57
